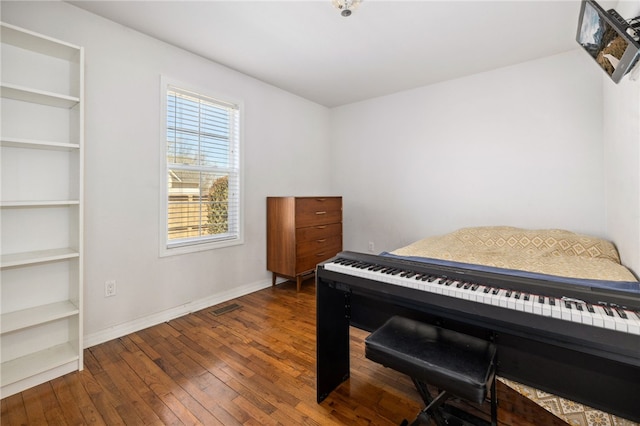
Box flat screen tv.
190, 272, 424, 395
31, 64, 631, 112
576, 0, 640, 83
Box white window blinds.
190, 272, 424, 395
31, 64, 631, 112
165, 86, 241, 249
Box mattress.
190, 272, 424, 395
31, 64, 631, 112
387, 226, 639, 293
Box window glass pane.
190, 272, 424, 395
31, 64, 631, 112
167, 90, 233, 167
167, 170, 232, 240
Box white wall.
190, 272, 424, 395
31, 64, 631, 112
1, 1, 332, 345
604, 1, 640, 276
330, 51, 607, 254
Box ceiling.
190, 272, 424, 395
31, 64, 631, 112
68, 0, 602, 107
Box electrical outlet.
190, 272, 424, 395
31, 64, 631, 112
368, 241, 375, 252
105, 280, 116, 297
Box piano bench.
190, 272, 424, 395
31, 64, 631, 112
365, 316, 497, 426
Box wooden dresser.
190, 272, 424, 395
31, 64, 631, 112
267, 196, 342, 291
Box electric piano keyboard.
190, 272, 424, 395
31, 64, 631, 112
315, 251, 640, 422
324, 255, 640, 335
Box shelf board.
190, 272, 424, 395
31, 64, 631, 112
0, 200, 80, 208
1, 301, 79, 334
1, 83, 79, 108
0, 137, 79, 151
0, 343, 79, 387
1, 22, 81, 61
1, 248, 79, 268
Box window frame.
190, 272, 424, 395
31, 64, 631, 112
159, 76, 244, 257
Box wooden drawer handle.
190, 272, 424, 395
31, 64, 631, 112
316, 239, 326, 243
315, 225, 327, 229
316, 198, 326, 201
316, 252, 326, 257
315, 211, 326, 215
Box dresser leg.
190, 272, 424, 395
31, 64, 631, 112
272, 272, 277, 286
297, 275, 302, 292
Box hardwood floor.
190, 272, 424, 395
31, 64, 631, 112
2, 279, 566, 425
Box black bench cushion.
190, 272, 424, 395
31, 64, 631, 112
365, 316, 496, 404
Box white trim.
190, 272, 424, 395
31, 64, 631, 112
163, 235, 243, 256
84, 279, 271, 349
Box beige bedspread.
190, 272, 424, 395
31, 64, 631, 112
391, 226, 637, 282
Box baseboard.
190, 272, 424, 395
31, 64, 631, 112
83, 279, 273, 349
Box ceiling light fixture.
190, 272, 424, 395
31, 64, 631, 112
332, 0, 361, 17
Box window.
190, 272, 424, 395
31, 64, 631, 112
161, 80, 242, 255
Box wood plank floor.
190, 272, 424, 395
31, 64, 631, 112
2, 279, 567, 425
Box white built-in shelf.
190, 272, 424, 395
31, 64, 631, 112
1, 21, 83, 398
1, 83, 80, 108
0, 343, 79, 388
0, 137, 79, 151
1, 301, 79, 334
1, 248, 80, 269
0, 200, 80, 208
1, 22, 80, 61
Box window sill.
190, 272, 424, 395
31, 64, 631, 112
160, 236, 243, 257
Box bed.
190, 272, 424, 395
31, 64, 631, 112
386, 226, 639, 292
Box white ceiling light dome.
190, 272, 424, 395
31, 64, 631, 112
332, 0, 362, 17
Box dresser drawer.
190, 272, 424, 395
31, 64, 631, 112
296, 239, 342, 273
296, 235, 342, 257
295, 197, 342, 228
296, 223, 342, 243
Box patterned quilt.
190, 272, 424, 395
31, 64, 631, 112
391, 226, 637, 282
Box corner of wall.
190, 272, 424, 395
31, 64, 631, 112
602, 64, 640, 275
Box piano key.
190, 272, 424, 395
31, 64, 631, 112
562, 301, 573, 321
549, 298, 563, 319
493, 289, 507, 307
569, 302, 582, 322
589, 305, 605, 328
614, 307, 628, 319
514, 294, 527, 312
593, 305, 617, 330
522, 294, 535, 313
612, 310, 629, 333
481, 287, 495, 305
533, 296, 544, 315
572, 302, 593, 326
627, 310, 640, 335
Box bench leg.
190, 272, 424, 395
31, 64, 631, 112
490, 375, 497, 426
409, 378, 497, 426
409, 379, 449, 426
412, 377, 433, 406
